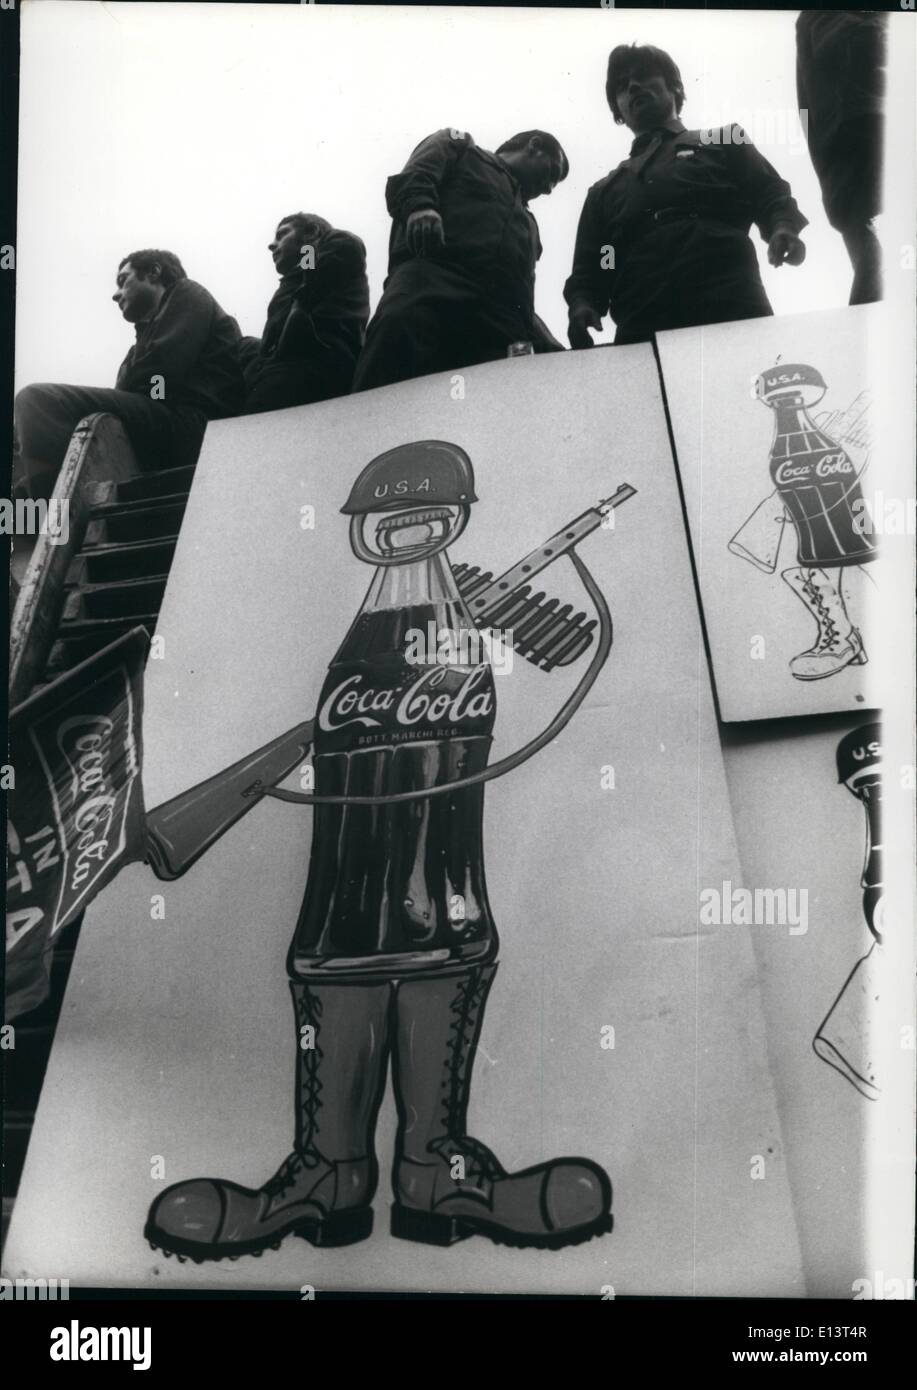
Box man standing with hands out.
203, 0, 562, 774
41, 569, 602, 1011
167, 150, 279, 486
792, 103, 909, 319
565, 44, 808, 347
352, 127, 569, 390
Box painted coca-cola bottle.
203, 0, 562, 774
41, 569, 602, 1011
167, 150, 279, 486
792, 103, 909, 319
147, 442, 614, 1263
289, 440, 498, 977
836, 722, 884, 942
813, 722, 886, 1100
753, 362, 874, 680
756, 362, 875, 569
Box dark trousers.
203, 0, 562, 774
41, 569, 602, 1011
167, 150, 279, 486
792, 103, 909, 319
14, 382, 207, 499
352, 262, 534, 392
241, 359, 353, 415
613, 294, 772, 345
818, 120, 884, 304
611, 222, 773, 345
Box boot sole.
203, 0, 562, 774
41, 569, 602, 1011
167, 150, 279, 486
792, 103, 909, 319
791, 654, 867, 681
390, 1203, 613, 1250
791, 636, 867, 681
144, 1205, 374, 1263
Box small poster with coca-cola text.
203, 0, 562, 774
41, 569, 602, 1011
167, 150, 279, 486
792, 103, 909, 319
657, 304, 907, 722
5, 628, 149, 1020
6, 349, 804, 1297
721, 715, 914, 1297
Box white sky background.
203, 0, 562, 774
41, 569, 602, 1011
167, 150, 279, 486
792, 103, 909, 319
14, 2, 904, 387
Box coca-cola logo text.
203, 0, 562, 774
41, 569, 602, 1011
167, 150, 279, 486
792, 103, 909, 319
774, 453, 853, 485
56, 717, 118, 890
71, 794, 117, 888
319, 666, 493, 734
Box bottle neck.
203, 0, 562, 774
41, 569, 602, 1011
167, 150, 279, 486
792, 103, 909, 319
859, 782, 883, 891
770, 393, 813, 435
361, 551, 463, 615
333, 550, 479, 666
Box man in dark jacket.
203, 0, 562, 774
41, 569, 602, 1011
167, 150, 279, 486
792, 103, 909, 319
239, 214, 370, 413
565, 45, 808, 347
796, 11, 886, 305
14, 250, 242, 498
352, 128, 569, 391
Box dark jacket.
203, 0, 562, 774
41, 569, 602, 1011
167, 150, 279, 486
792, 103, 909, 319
384, 129, 543, 314
116, 279, 243, 419
564, 122, 807, 324
251, 229, 369, 380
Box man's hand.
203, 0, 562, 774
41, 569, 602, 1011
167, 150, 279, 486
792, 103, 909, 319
568, 303, 603, 349
406, 208, 446, 256
768, 226, 806, 268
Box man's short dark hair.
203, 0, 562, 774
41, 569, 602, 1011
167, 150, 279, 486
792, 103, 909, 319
277, 212, 332, 241
606, 44, 686, 123
496, 131, 570, 182
119, 249, 186, 289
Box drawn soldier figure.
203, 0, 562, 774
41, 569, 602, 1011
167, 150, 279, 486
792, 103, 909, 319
146, 442, 614, 1259
813, 723, 885, 1100
730, 364, 875, 681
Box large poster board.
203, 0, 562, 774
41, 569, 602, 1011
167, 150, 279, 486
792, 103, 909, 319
658, 306, 890, 722
4, 351, 803, 1295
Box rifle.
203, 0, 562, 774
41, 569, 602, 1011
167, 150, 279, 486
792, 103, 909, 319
143, 487, 635, 877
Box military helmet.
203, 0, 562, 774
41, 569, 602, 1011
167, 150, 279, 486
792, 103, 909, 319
836, 722, 882, 787
754, 363, 827, 406
341, 440, 478, 514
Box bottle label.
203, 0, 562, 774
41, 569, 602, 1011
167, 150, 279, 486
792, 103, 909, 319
318, 663, 495, 744
773, 451, 854, 487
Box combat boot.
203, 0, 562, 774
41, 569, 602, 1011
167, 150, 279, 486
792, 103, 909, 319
782, 566, 867, 680
145, 980, 391, 1262
390, 966, 612, 1249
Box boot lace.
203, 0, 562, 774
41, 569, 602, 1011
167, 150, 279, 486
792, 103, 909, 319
265, 985, 327, 1207
264, 1148, 322, 1203
802, 572, 841, 652
291, 983, 324, 1152
440, 972, 487, 1132
431, 970, 505, 1189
